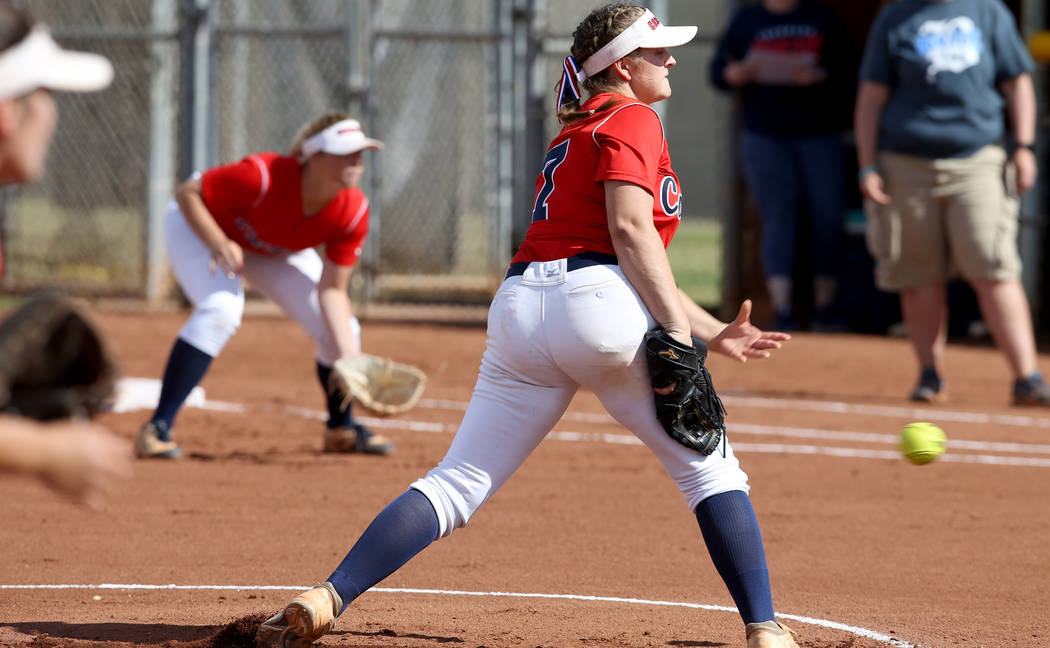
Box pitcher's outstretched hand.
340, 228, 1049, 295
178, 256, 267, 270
709, 299, 791, 363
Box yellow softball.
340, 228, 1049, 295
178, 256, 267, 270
899, 422, 946, 465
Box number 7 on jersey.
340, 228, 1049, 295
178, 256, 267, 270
531, 140, 570, 222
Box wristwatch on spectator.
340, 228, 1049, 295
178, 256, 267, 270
1016, 141, 1036, 152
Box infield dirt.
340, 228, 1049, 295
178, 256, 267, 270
1, 311, 1047, 648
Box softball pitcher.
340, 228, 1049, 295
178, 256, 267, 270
257, 5, 796, 648
135, 112, 394, 459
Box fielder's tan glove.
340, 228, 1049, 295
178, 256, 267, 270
329, 354, 426, 416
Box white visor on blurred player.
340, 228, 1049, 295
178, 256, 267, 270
581, 8, 697, 78
301, 119, 384, 157
0, 26, 114, 100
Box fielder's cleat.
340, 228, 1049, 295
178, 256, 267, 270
256, 582, 342, 648
1012, 372, 1050, 406
323, 423, 395, 455
134, 421, 182, 459
745, 621, 800, 648
909, 367, 946, 403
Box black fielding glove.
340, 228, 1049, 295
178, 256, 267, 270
643, 328, 726, 456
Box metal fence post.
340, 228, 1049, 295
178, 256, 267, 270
179, 0, 202, 182
346, 0, 376, 305
513, 0, 544, 251
496, 0, 516, 269
363, 0, 380, 303
146, 0, 178, 301
345, 0, 369, 121
179, 0, 214, 175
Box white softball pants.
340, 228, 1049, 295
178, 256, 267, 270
411, 259, 750, 538
164, 201, 359, 363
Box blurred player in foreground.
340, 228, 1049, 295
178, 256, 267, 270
135, 112, 394, 459
256, 4, 796, 648
0, 1, 131, 509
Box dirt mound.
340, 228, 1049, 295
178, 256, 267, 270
14, 613, 268, 648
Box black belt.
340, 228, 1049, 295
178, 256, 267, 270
505, 251, 618, 279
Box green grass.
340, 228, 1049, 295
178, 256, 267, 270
667, 217, 722, 308
4, 198, 143, 290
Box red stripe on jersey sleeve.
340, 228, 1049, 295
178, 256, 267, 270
324, 191, 370, 267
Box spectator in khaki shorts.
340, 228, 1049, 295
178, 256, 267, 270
854, 0, 1047, 405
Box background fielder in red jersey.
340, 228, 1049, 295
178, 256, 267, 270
134, 112, 395, 460
254, 6, 796, 648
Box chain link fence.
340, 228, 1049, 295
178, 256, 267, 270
0, 0, 736, 311
1, 0, 178, 297
366, 0, 505, 306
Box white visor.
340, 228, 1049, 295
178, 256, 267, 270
0, 26, 114, 100
301, 119, 383, 157
581, 9, 697, 78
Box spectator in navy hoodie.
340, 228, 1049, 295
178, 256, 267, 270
710, 0, 856, 331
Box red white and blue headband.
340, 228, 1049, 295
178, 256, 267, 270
0, 26, 113, 100
301, 119, 384, 157
556, 8, 698, 111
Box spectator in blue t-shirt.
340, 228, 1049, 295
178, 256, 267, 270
710, 0, 856, 332
855, 0, 1047, 405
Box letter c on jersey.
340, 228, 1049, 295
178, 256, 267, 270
660, 175, 682, 219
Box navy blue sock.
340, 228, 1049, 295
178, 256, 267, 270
327, 488, 440, 613
316, 361, 352, 429
694, 490, 775, 624
151, 338, 213, 440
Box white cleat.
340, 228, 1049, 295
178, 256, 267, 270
256, 582, 342, 648
745, 621, 800, 648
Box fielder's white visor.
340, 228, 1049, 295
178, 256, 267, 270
301, 119, 383, 157
581, 9, 698, 78
0, 26, 114, 100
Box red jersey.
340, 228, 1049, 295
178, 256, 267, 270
511, 93, 682, 264
200, 153, 369, 266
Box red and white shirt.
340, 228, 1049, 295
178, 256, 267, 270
511, 92, 682, 264
200, 153, 369, 267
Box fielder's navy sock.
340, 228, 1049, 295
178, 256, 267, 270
316, 361, 352, 429
327, 488, 440, 613
694, 490, 775, 624
151, 338, 213, 439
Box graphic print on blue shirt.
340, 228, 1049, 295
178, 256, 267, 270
914, 17, 983, 81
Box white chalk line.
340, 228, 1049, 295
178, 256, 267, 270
724, 394, 1050, 430
0, 583, 913, 647
296, 398, 1050, 455
228, 399, 1050, 467
419, 396, 1050, 445
190, 384, 1050, 453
